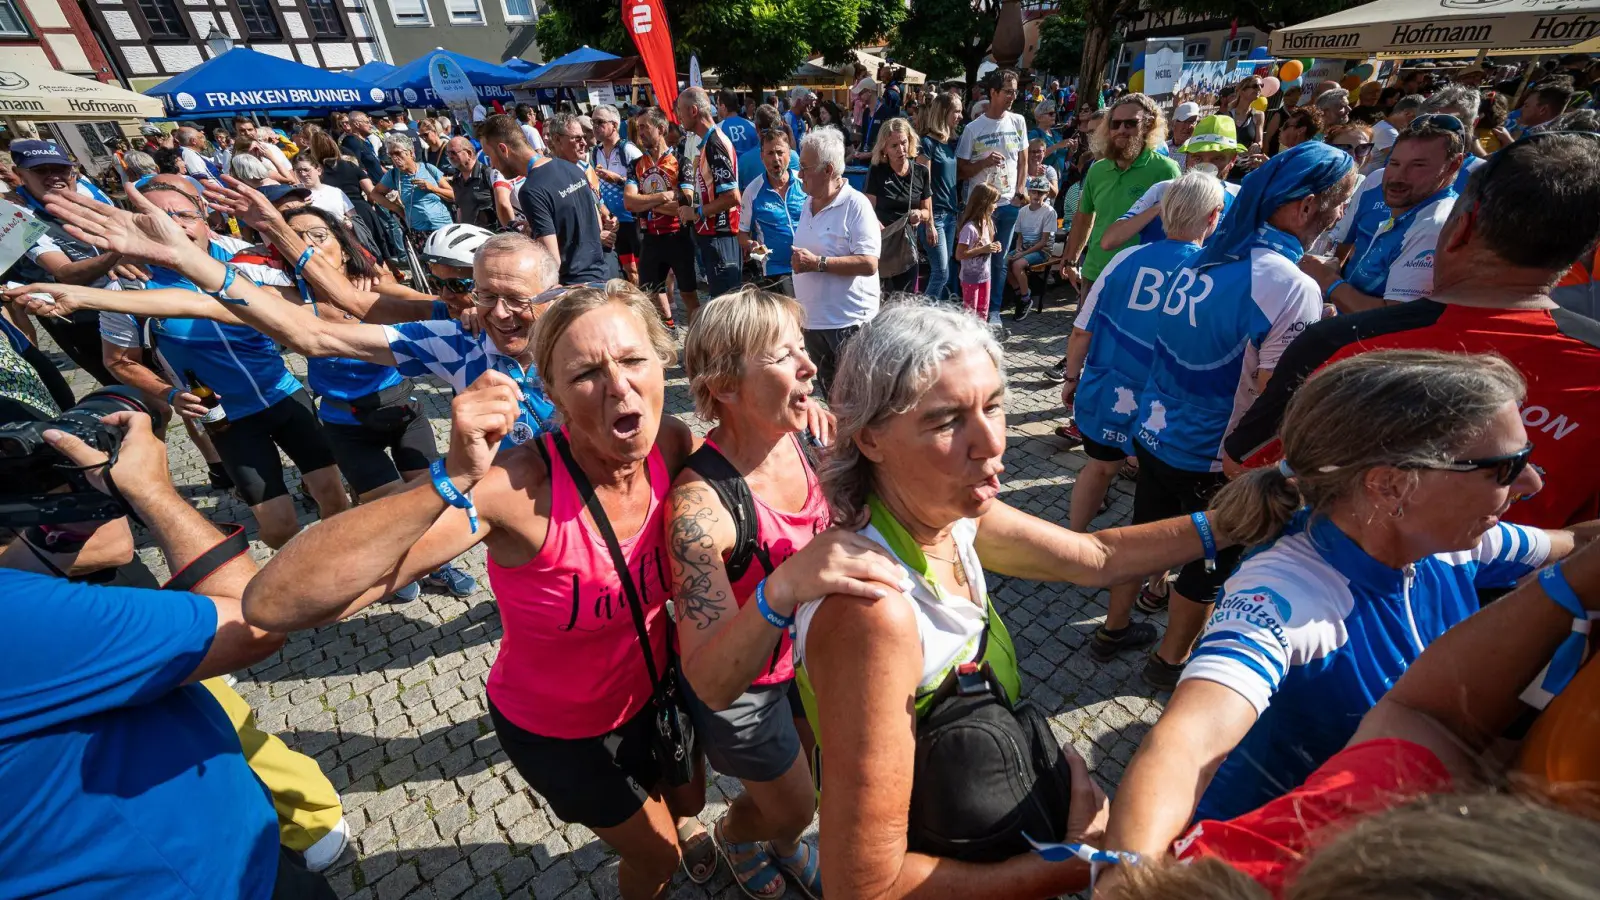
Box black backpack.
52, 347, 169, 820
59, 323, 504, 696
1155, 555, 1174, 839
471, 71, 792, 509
906, 651, 1075, 862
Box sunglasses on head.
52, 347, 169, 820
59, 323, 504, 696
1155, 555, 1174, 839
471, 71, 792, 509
1407, 442, 1534, 486
1408, 113, 1465, 134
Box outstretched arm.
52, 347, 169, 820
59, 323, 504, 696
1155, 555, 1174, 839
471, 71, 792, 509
974, 501, 1211, 588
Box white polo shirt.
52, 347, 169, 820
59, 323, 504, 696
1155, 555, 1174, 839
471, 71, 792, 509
792, 182, 882, 331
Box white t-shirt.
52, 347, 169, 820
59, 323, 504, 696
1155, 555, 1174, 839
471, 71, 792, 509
179, 147, 218, 182
520, 122, 546, 153
792, 183, 881, 330
956, 111, 1028, 198
307, 184, 355, 219
1372, 119, 1399, 153
1014, 204, 1057, 249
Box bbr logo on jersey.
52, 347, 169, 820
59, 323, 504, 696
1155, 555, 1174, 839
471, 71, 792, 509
1127, 266, 1167, 311
1161, 268, 1214, 327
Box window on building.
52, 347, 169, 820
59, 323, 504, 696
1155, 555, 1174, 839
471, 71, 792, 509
390, 0, 430, 26
304, 0, 346, 36
1184, 40, 1208, 61
1225, 37, 1254, 60
236, 0, 282, 38
0, 0, 30, 37
447, 0, 483, 24
134, 0, 188, 39
501, 0, 533, 23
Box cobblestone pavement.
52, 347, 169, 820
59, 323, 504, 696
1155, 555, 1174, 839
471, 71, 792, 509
48, 286, 1165, 900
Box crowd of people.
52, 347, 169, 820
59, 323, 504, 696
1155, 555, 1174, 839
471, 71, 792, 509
2, 50, 1600, 900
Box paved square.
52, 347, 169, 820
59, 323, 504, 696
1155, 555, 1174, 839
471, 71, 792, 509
46, 292, 1168, 900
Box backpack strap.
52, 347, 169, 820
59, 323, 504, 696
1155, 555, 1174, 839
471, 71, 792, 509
683, 441, 766, 584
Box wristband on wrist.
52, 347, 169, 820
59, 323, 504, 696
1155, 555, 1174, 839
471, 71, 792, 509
429, 458, 478, 534
1324, 278, 1347, 301
1191, 511, 1218, 572
754, 579, 794, 629
164, 386, 180, 406
210, 264, 248, 306
1536, 563, 1593, 697
294, 246, 317, 278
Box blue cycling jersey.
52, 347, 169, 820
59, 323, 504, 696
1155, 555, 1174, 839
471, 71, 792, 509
720, 115, 760, 158
1119, 179, 1241, 245
1344, 187, 1455, 301
1073, 240, 1204, 454
741, 171, 806, 276
149, 239, 303, 420
383, 319, 556, 447
1136, 226, 1322, 473
1187, 513, 1551, 820
290, 280, 406, 426
1331, 169, 1388, 259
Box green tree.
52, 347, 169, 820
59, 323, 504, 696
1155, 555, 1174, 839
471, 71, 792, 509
1031, 11, 1087, 77
535, 0, 901, 92
891, 0, 1000, 87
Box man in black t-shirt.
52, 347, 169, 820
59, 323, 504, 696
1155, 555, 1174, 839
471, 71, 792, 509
517, 140, 606, 284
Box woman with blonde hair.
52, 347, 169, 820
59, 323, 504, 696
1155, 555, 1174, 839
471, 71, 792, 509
864, 116, 933, 292
915, 92, 964, 300
1230, 75, 1267, 153
669, 288, 901, 899
1102, 350, 1584, 870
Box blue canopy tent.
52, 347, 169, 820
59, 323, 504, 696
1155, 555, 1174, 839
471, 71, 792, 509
347, 60, 399, 83
145, 47, 391, 116
372, 49, 530, 108
512, 46, 619, 82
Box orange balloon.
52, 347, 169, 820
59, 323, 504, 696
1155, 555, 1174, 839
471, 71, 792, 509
1341, 74, 1363, 91
1279, 60, 1304, 81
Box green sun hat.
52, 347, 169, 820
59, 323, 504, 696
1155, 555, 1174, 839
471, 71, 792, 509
1182, 114, 1242, 154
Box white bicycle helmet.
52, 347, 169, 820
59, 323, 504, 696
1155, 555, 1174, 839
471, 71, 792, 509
420, 223, 494, 267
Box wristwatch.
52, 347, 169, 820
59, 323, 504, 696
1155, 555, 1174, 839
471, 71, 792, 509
818, 256, 829, 273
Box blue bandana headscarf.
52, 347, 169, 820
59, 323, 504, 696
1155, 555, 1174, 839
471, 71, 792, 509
1196, 141, 1354, 269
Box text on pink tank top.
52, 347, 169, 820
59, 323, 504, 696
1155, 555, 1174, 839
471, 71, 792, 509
710, 436, 832, 685
485, 432, 672, 739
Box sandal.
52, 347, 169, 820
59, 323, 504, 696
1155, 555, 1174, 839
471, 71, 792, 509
677, 821, 719, 885
713, 817, 786, 899
1135, 576, 1171, 614
773, 840, 823, 900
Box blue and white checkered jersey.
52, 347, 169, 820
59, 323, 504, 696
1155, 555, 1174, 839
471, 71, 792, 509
382, 319, 556, 446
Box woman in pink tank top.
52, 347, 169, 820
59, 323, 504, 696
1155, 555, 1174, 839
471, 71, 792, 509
668, 289, 906, 900
242, 283, 722, 900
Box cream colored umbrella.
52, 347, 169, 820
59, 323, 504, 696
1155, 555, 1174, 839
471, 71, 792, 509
1271, 0, 1600, 59
809, 50, 928, 85
0, 60, 164, 121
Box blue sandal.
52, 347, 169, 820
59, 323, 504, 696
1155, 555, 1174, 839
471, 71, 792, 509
773, 840, 823, 900
714, 817, 786, 899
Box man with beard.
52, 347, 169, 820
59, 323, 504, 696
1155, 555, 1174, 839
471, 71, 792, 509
1300, 119, 1462, 312
1129, 142, 1358, 691
1096, 114, 1244, 251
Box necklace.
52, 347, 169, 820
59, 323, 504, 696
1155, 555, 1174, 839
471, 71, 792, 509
922, 547, 968, 587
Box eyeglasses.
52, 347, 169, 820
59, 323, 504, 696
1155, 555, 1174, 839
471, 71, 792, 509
432, 275, 474, 294
1407, 442, 1534, 486
1108, 117, 1143, 131
470, 292, 540, 312
1408, 113, 1465, 134
294, 227, 334, 244
163, 209, 205, 223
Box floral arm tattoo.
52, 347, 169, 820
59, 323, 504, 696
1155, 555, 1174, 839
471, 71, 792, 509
667, 483, 730, 630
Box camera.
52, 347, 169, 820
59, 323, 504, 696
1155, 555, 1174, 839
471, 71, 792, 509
0, 386, 152, 527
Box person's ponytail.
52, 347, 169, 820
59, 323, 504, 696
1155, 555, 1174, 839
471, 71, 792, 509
1209, 465, 1303, 548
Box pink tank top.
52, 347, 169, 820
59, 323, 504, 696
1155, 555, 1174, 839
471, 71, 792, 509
485, 432, 672, 739
710, 436, 832, 685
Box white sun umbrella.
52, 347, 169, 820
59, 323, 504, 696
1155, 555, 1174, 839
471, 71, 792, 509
0, 59, 164, 121
1271, 0, 1600, 59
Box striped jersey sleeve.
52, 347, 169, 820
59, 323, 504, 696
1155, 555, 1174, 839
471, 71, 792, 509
1470, 522, 1552, 589
382, 320, 484, 392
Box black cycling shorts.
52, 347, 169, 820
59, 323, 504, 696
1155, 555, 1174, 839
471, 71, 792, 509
320, 399, 438, 497
638, 229, 700, 296
488, 694, 665, 830
208, 390, 339, 507
1080, 432, 1128, 463
614, 219, 641, 262
1130, 440, 1241, 603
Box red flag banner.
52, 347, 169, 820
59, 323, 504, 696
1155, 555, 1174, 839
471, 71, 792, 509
622, 0, 679, 122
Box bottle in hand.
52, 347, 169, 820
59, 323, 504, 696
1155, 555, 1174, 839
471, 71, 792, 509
183, 368, 229, 430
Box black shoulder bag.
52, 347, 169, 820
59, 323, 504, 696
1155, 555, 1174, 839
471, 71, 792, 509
552, 432, 697, 785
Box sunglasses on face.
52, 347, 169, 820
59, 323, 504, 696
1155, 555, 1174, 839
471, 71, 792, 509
1333, 142, 1375, 157
1109, 117, 1143, 131
1409, 442, 1534, 486
431, 275, 473, 294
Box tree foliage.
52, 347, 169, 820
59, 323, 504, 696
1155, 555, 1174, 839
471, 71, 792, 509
534, 0, 902, 90
890, 0, 1001, 86
1031, 12, 1088, 76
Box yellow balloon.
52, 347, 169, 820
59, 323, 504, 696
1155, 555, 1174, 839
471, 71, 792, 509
1128, 70, 1145, 93
1279, 59, 1304, 81
1252, 96, 1268, 112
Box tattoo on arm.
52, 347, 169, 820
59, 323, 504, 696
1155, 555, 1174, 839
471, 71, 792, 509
667, 484, 730, 630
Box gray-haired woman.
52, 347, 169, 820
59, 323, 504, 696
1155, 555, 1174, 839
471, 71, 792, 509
369, 135, 454, 236
790, 301, 1230, 898
1101, 350, 1582, 877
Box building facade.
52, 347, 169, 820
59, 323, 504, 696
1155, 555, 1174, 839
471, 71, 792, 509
81, 0, 395, 94
1119, 8, 1268, 80
0, 0, 117, 79
365, 0, 539, 71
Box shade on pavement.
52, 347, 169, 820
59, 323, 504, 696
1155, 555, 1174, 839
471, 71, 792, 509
1272, 0, 1600, 58
0, 60, 163, 120
146, 48, 390, 115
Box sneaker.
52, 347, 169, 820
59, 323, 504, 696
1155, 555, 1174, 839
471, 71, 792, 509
423, 563, 477, 598
1054, 420, 1084, 445
1089, 621, 1160, 662
1142, 652, 1186, 692
1043, 362, 1068, 384
387, 581, 420, 604
1014, 294, 1035, 321
302, 817, 351, 872
207, 462, 235, 491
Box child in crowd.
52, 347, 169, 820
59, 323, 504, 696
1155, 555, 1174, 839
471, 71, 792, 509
1007, 176, 1058, 318
955, 183, 1002, 320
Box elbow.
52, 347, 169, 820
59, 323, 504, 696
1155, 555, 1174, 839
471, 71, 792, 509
862, 255, 879, 276
681, 655, 739, 711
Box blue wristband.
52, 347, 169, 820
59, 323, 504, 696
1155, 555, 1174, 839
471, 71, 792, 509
429, 458, 478, 533
1537, 563, 1592, 697
294, 246, 316, 278
211, 264, 248, 306
165, 386, 180, 406
1191, 511, 1218, 573
1324, 278, 1347, 301
755, 579, 793, 629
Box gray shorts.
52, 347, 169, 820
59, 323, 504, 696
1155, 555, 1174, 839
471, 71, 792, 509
679, 674, 803, 783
